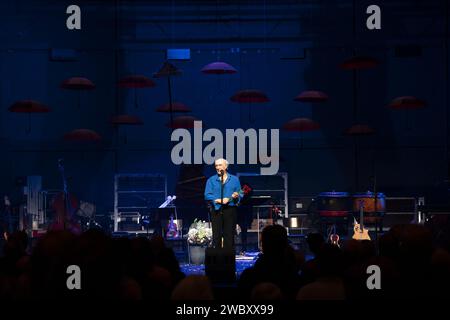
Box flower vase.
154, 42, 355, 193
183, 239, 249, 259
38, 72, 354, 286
189, 245, 206, 265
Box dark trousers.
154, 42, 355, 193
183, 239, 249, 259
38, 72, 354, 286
211, 206, 237, 251
237, 205, 253, 252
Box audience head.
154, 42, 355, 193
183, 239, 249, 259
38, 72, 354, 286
171, 275, 214, 300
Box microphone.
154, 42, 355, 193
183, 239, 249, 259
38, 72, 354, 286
218, 169, 225, 176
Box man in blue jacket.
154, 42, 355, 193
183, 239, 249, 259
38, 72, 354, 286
204, 158, 242, 250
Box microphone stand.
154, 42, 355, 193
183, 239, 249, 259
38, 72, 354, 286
58, 159, 69, 231
371, 150, 379, 245
220, 170, 225, 249
220, 171, 224, 215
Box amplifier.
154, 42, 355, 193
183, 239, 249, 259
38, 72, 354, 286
385, 197, 417, 213
382, 197, 418, 229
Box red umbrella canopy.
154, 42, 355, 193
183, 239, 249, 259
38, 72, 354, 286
64, 129, 102, 141
117, 75, 156, 88
282, 118, 320, 132
201, 61, 238, 74
294, 91, 329, 102
9, 100, 51, 113
340, 56, 379, 70
166, 116, 201, 129
388, 96, 426, 110
156, 102, 192, 113
61, 77, 95, 90
344, 124, 375, 136
111, 115, 144, 125
230, 90, 270, 103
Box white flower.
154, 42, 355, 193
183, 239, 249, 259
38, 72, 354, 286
187, 219, 212, 245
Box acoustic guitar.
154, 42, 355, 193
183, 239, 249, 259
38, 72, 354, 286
352, 200, 371, 241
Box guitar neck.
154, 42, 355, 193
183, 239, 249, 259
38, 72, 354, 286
360, 205, 364, 230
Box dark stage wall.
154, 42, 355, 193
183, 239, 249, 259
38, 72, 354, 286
0, 0, 449, 217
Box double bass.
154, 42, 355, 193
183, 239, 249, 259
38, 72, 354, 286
49, 159, 81, 234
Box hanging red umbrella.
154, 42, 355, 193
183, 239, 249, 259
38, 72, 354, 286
64, 129, 102, 141
9, 100, 51, 133
282, 117, 320, 149
61, 77, 95, 109
230, 90, 270, 123
61, 77, 95, 90
117, 75, 155, 88
9, 100, 51, 113
111, 115, 143, 125
156, 102, 192, 113
201, 61, 237, 74
230, 89, 270, 103
294, 90, 328, 102
166, 116, 201, 129
340, 56, 379, 70
344, 124, 375, 136
388, 96, 426, 110
282, 118, 320, 132
111, 115, 143, 144
118, 75, 155, 109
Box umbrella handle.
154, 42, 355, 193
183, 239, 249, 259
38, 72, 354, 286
27, 113, 31, 134
134, 87, 138, 109
248, 104, 254, 123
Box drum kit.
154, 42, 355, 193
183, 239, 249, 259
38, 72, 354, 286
313, 190, 386, 245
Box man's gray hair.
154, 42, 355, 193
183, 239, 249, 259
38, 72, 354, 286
215, 158, 229, 167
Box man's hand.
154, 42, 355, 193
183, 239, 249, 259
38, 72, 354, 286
214, 198, 230, 204
232, 192, 239, 199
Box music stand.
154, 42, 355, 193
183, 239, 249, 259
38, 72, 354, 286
248, 195, 275, 250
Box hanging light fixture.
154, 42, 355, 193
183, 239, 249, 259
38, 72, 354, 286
153, 61, 183, 128
153, 61, 182, 78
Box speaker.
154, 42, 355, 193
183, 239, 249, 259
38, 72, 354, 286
205, 248, 236, 283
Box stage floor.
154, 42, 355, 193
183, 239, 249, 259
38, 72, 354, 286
179, 251, 315, 277
180, 251, 260, 277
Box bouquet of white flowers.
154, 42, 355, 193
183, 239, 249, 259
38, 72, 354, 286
187, 219, 212, 246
